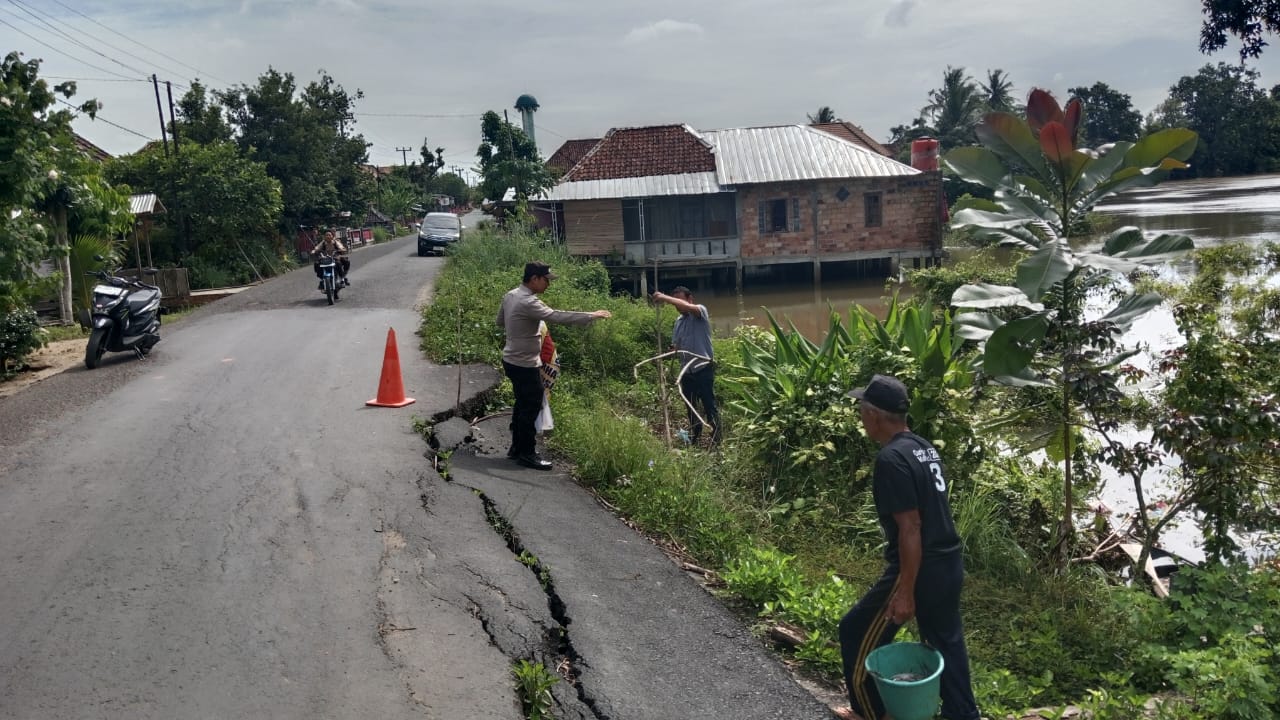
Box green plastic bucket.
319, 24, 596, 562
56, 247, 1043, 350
864, 642, 944, 720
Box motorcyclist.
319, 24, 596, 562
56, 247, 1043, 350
312, 231, 351, 288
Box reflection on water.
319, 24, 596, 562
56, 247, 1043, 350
703, 174, 1280, 341
699, 276, 912, 339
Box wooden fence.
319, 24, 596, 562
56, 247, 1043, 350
119, 267, 191, 304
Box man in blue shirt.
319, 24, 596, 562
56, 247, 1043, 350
652, 286, 720, 446
837, 374, 981, 720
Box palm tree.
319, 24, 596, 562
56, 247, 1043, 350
807, 106, 837, 124
980, 69, 1016, 112
921, 67, 985, 150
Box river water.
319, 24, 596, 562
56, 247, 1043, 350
698, 174, 1280, 563
702, 174, 1280, 332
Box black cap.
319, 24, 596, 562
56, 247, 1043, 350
523, 262, 558, 281
847, 374, 910, 413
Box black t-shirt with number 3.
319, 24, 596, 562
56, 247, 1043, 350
873, 431, 962, 565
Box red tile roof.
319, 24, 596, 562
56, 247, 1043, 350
810, 122, 891, 157
564, 125, 716, 182
546, 138, 600, 172
73, 133, 113, 163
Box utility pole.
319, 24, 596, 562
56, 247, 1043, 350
165, 81, 180, 154
165, 80, 189, 259
396, 147, 412, 166
151, 74, 169, 157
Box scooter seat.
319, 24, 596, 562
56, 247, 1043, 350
127, 288, 161, 313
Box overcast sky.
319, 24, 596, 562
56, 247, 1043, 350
5, 0, 1279, 174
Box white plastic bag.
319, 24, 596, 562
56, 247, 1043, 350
535, 396, 554, 433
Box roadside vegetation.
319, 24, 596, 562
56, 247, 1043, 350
422, 222, 1277, 719
423, 89, 1279, 719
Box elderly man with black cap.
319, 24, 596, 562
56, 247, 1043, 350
836, 374, 981, 720
496, 262, 611, 470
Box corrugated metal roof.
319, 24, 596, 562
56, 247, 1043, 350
539, 172, 722, 201
129, 193, 166, 215
530, 123, 921, 202
702, 125, 919, 185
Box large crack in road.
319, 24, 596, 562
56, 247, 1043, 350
478, 493, 608, 720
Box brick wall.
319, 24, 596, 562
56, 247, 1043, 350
564, 199, 624, 256
737, 174, 941, 259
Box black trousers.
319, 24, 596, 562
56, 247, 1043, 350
838, 553, 980, 720
679, 366, 720, 443
503, 361, 543, 457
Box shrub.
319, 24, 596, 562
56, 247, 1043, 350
722, 546, 805, 607
372, 226, 389, 244
0, 306, 44, 376
1130, 563, 1280, 719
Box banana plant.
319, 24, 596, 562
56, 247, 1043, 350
68, 234, 122, 325
942, 89, 1198, 564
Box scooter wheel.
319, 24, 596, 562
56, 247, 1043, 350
85, 328, 108, 369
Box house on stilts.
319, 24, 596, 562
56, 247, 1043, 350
525, 122, 944, 294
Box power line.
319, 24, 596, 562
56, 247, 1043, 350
0, 15, 139, 80
11, 0, 196, 83
47, 0, 234, 86
44, 75, 154, 83
355, 112, 480, 119
537, 124, 570, 140
57, 97, 154, 141
5, 0, 151, 78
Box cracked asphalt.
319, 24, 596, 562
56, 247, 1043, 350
0, 230, 833, 720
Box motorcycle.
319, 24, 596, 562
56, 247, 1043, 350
316, 253, 346, 305
84, 265, 163, 369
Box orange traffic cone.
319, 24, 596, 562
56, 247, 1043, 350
366, 327, 415, 408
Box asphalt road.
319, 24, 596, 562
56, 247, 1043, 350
0, 226, 834, 720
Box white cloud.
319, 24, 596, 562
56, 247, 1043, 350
624, 19, 705, 45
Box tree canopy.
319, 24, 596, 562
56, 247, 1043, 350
1151, 63, 1280, 177
217, 68, 371, 231
1200, 0, 1280, 59
920, 66, 986, 150
980, 69, 1016, 112
106, 141, 283, 286
172, 80, 233, 146
1068, 82, 1142, 147
475, 110, 552, 203
0, 52, 101, 312
807, 106, 837, 123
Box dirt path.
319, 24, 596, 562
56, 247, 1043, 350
0, 338, 85, 400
